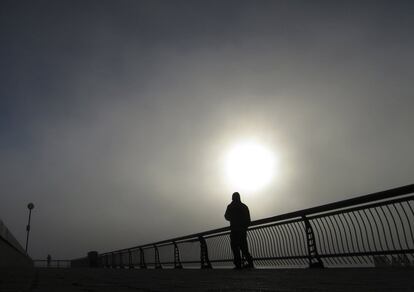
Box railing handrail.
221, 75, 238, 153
33, 259, 71, 268
33, 259, 72, 262
101, 184, 414, 255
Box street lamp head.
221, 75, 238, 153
27, 203, 34, 210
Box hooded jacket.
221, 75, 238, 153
224, 199, 251, 231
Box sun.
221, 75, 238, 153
224, 141, 277, 193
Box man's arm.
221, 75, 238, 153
245, 206, 251, 226
224, 206, 231, 221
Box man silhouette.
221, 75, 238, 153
225, 192, 254, 269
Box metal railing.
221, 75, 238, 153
76, 184, 414, 269
33, 259, 71, 268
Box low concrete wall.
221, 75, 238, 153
0, 219, 33, 268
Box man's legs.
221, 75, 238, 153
230, 232, 242, 268
240, 230, 254, 268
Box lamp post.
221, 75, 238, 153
25, 202, 34, 254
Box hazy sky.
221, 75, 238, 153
1, 0, 413, 259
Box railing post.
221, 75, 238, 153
105, 254, 109, 268
111, 252, 116, 268
199, 236, 212, 269
173, 242, 183, 269
119, 252, 124, 269
128, 249, 134, 269
302, 215, 324, 268
139, 248, 147, 269
154, 245, 163, 269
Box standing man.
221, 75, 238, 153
225, 192, 254, 269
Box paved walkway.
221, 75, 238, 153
1, 267, 413, 291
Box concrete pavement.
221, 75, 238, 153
1, 267, 413, 291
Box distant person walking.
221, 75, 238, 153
225, 192, 254, 269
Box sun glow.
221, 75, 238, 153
224, 141, 277, 192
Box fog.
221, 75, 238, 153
0, 0, 413, 259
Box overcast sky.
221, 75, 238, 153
1, 0, 413, 260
